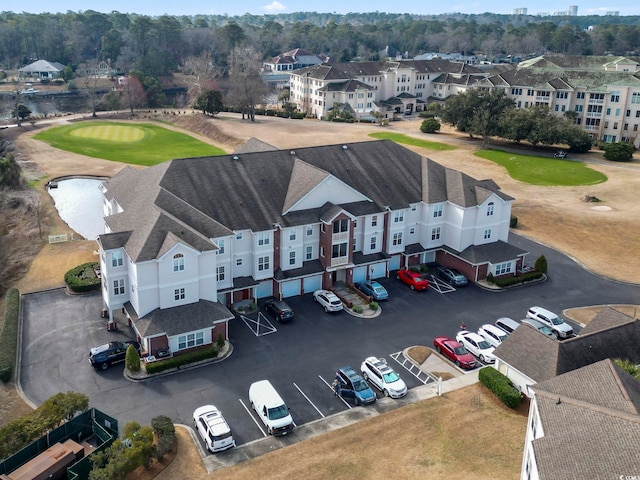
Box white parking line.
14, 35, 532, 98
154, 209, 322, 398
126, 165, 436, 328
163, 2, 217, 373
239, 398, 267, 437
318, 375, 352, 409
293, 382, 325, 418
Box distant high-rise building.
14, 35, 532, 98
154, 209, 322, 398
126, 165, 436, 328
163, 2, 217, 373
513, 7, 528, 14
568, 5, 578, 15
605, 10, 620, 15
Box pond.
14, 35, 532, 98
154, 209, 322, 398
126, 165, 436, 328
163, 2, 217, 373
47, 178, 106, 240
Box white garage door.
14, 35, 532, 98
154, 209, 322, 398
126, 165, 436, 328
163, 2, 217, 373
281, 279, 301, 298
303, 275, 322, 293
370, 262, 387, 279
388, 255, 401, 271
352, 266, 367, 283
255, 280, 273, 299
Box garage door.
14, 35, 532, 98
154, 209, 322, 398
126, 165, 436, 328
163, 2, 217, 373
281, 279, 301, 298
255, 280, 273, 299
370, 262, 387, 279
352, 266, 367, 283
303, 275, 322, 293
388, 255, 401, 271
421, 251, 436, 264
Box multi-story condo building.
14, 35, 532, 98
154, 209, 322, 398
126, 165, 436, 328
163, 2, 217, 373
97, 140, 525, 356
261, 48, 327, 90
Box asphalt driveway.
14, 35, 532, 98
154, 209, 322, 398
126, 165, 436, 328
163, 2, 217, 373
19, 234, 639, 447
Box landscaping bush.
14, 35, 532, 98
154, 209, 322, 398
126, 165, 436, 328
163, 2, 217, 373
534, 255, 548, 274
478, 367, 522, 409
420, 118, 441, 133
216, 333, 225, 349
145, 346, 218, 375
492, 271, 543, 287
126, 344, 141, 372
603, 142, 634, 162
0, 288, 20, 382
369, 301, 379, 311
64, 262, 101, 293
510, 215, 518, 228
291, 112, 305, 119
352, 305, 363, 314
486, 272, 494, 284
151, 415, 175, 460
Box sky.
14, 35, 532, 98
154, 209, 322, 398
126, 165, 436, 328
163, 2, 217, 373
7, 1, 640, 18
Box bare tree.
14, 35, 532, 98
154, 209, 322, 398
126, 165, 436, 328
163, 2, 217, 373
80, 60, 102, 117
225, 47, 268, 122
182, 51, 222, 106
120, 76, 147, 115
29, 193, 48, 240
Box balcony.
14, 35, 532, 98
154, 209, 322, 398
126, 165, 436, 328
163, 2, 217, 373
332, 232, 349, 242
585, 125, 600, 131
331, 256, 349, 267
588, 98, 604, 105
586, 112, 602, 118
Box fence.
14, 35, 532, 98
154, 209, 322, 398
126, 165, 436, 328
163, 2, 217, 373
48, 233, 68, 243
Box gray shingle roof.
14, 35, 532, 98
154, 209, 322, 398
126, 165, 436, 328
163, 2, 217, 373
443, 241, 527, 265
580, 306, 637, 335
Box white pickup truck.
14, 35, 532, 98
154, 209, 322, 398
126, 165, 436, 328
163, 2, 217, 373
248, 380, 294, 436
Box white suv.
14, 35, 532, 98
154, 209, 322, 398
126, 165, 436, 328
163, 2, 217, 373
313, 289, 343, 312
360, 356, 407, 398
526, 306, 573, 339
193, 405, 236, 453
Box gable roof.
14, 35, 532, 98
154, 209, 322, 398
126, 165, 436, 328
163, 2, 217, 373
580, 306, 637, 335
530, 359, 640, 479
233, 137, 277, 154
19, 59, 65, 73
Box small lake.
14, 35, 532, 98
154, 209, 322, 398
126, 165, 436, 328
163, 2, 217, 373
48, 178, 106, 240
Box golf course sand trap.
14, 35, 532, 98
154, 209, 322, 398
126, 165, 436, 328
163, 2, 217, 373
69, 124, 146, 142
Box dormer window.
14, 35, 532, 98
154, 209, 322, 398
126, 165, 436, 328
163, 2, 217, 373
173, 253, 185, 272
487, 202, 494, 216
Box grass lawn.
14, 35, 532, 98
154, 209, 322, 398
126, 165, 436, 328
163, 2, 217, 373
34, 122, 226, 166
369, 132, 457, 151
475, 150, 607, 186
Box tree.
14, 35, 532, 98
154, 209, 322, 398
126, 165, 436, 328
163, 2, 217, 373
194, 89, 223, 116
182, 51, 222, 105
220, 21, 246, 51
125, 344, 140, 372
614, 358, 640, 380
603, 142, 634, 162
0, 154, 23, 189
225, 47, 268, 122
534, 255, 547, 274
119, 75, 147, 114
80, 60, 102, 117
28, 193, 48, 239
420, 118, 441, 133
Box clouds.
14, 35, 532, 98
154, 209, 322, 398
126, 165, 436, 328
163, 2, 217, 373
262, 1, 286, 12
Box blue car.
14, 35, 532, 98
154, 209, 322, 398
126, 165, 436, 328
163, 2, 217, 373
336, 366, 377, 406
357, 280, 389, 300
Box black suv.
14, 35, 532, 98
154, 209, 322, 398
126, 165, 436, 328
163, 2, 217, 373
264, 299, 294, 323
89, 340, 140, 370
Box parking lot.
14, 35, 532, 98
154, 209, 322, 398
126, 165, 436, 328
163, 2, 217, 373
18, 234, 639, 450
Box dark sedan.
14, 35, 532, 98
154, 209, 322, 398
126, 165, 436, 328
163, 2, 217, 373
436, 266, 469, 287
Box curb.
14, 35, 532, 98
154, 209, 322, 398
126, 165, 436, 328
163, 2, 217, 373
474, 274, 547, 292
343, 305, 382, 319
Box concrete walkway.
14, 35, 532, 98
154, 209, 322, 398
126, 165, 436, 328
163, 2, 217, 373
332, 283, 381, 318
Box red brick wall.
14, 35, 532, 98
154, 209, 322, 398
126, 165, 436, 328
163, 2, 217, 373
273, 229, 281, 272
148, 336, 169, 357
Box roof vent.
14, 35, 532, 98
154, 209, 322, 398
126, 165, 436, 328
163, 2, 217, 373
232, 156, 239, 161
556, 397, 562, 405
342, 145, 348, 150
290, 151, 296, 156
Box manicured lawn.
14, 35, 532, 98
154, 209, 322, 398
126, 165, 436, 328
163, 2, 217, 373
369, 132, 456, 151
475, 150, 607, 186
34, 122, 226, 166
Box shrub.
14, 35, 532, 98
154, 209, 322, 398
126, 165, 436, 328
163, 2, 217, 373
420, 118, 441, 133
418, 111, 436, 118
64, 262, 101, 293
369, 301, 379, 311
216, 334, 225, 349
510, 215, 518, 228
145, 346, 218, 375
478, 367, 522, 409
603, 142, 634, 162
486, 272, 494, 284
534, 255, 548, 274
492, 271, 543, 287
352, 305, 363, 314
126, 344, 141, 372
0, 288, 20, 382
151, 415, 175, 460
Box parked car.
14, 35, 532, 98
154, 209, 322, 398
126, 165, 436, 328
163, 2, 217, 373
435, 266, 468, 287
433, 336, 477, 369
313, 289, 343, 312
357, 280, 388, 301
494, 317, 520, 335
360, 356, 407, 398
336, 366, 377, 405
521, 318, 556, 338
553, 150, 567, 158
396, 269, 430, 291
478, 324, 508, 348
264, 299, 294, 322
193, 405, 236, 453
526, 306, 573, 339
89, 340, 140, 370
456, 331, 496, 363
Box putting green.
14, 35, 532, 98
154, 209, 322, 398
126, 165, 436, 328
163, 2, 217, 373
69, 125, 146, 142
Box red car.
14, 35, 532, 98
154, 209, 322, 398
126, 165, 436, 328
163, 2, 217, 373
396, 269, 430, 291
433, 336, 477, 369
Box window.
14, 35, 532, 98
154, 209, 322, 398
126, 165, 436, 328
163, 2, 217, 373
173, 253, 184, 272
409, 227, 415, 235
306, 225, 313, 236
610, 92, 620, 102
216, 239, 225, 254
178, 332, 204, 350
111, 251, 123, 267
174, 287, 185, 301
370, 236, 377, 250
494, 262, 513, 275
576, 92, 585, 99
258, 256, 270, 271
332, 243, 347, 258
257, 233, 270, 246
371, 215, 378, 227
236, 258, 243, 266
289, 251, 296, 265
431, 227, 441, 241
392, 232, 403, 246
575, 105, 583, 112
306, 246, 313, 260
632, 93, 640, 104
487, 203, 494, 216
626, 109, 631, 117
236, 231, 243, 240
484, 229, 492, 240
411, 204, 417, 211
433, 204, 443, 217
393, 211, 404, 223
289, 229, 296, 241
113, 279, 125, 296
216, 266, 225, 281
333, 219, 348, 233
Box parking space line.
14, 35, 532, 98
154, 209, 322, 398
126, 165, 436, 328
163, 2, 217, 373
239, 398, 267, 437
429, 276, 456, 294
318, 375, 352, 409
389, 351, 433, 384
293, 382, 325, 418
240, 312, 277, 337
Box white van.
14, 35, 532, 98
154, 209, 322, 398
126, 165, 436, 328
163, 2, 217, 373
248, 380, 294, 436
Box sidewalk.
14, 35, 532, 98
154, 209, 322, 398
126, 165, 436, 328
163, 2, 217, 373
331, 283, 381, 318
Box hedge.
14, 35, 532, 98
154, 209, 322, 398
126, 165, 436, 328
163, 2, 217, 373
492, 271, 543, 287
64, 262, 101, 293
0, 288, 20, 382
145, 345, 218, 375
478, 367, 522, 409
